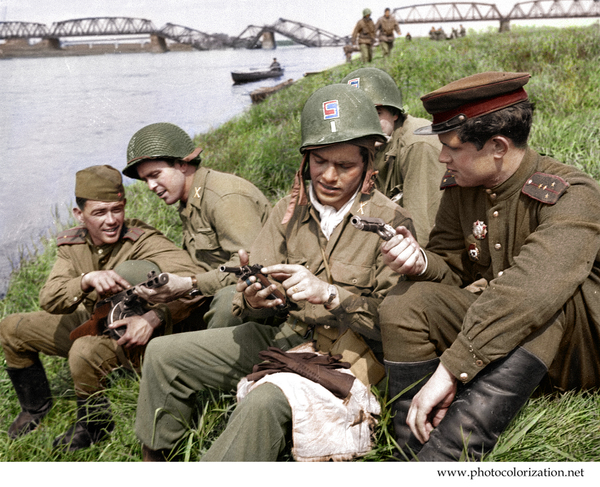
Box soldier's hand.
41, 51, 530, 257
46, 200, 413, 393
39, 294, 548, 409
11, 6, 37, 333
81, 270, 131, 296
134, 273, 196, 303
381, 226, 427, 276
406, 363, 457, 444
236, 249, 283, 309
263, 263, 336, 307
109, 310, 161, 348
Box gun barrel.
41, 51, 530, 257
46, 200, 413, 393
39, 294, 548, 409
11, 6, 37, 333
351, 215, 395, 241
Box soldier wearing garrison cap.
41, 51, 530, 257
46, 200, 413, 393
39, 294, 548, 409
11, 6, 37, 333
0, 165, 206, 452
123, 122, 271, 329
377, 71, 600, 461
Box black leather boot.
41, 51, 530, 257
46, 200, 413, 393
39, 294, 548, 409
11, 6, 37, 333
52, 396, 114, 452
6, 360, 53, 439
386, 358, 439, 460
417, 347, 548, 461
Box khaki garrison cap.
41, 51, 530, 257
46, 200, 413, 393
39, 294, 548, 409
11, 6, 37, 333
414, 71, 531, 135
75, 165, 125, 201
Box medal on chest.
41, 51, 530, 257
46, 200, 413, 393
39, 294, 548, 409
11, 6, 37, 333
468, 243, 480, 262
472, 220, 487, 240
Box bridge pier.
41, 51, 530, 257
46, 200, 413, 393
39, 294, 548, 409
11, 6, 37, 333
499, 19, 511, 33
150, 34, 169, 52
261, 31, 276, 49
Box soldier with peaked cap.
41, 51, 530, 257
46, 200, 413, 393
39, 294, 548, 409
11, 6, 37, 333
341, 67, 445, 246
0, 165, 205, 452
123, 122, 271, 329
378, 71, 600, 461
136, 84, 414, 462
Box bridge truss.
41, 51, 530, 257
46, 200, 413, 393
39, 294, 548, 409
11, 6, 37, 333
49, 17, 156, 37
393, 2, 503, 24
508, 0, 600, 20
158, 23, 230, 50
233, 18, 349, 49
0, 21, 50, 39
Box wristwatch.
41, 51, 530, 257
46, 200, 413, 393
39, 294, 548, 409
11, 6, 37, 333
189, 275, 201, 296
324, 284, 337, 310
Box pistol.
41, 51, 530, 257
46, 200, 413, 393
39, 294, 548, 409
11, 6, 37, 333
350, 215, 396, 241
219, 264, 288, 310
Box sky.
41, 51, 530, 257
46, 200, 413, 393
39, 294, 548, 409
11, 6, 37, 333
1, 0, 596, 39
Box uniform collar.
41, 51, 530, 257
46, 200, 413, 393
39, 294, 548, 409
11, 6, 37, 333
486, 147, 537, 201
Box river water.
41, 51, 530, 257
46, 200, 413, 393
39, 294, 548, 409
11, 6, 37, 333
0, 44, 346, 298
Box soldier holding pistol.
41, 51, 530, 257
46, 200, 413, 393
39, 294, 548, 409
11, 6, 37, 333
379, 71, 600, 461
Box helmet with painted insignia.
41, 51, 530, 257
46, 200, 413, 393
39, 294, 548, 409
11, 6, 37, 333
123, 122, 202, 180
299, 83, 385, 153
341, 67, 404, 114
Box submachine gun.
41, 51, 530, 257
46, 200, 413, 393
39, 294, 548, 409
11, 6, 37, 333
219, 264, 288, 312
350, 215, 396, 241
69, 271, 169, 341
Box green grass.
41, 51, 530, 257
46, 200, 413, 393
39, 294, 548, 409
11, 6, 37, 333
2, 24, 600, 462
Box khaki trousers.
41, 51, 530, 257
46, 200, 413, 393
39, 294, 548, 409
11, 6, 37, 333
134, 321, 305, 452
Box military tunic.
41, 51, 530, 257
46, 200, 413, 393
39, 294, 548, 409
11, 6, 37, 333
351, 17, 376, 63
374, 14, 400, 56
135, 188, 413, 454
180, 166, 271, 297
0, 218, 204, 396
381, 148, 600, 391
374, 115, 445, 247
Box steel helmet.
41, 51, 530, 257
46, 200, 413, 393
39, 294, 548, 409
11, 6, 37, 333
341, 67, 404, 114
363, 8, 372, 16
123, 122, 201, 179
300, 83, 385, 153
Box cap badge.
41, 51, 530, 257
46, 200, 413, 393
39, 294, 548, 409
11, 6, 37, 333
472, 220, 487, 240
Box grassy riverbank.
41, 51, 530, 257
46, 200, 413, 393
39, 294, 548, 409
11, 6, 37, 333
1, 24, 600, 462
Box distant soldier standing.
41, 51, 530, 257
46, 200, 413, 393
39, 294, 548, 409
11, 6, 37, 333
375, 8, 401, 57
351, 8, 376, 63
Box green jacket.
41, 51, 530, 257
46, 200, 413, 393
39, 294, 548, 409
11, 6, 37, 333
40, 218, 204, 326
374, 115, 445, 247
181, 166, 271, 296
418, 148, 600, 388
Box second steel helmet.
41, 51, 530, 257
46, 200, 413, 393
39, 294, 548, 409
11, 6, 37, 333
300, 83, 385, 153
123, 122, 202, 179
341, 67, 404, 114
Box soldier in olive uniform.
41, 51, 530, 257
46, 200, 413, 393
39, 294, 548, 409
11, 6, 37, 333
378, 72, 600, 461
351, 8, 376, 63
123, 123, 271, 328
0, 165, 205, 451
374, 8, 400, 57
341, 68, 445, 246
136, 84, 413, 461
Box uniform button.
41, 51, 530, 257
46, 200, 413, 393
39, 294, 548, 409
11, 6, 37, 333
460, 372, 468, 381
351, 278, 357, 284
498, 271, 504, 277
98, 249, 103, 254
485, 189, 492, 194
476, 360, 484, 367
493, 211, 499, 217
494, 243, 502, 250
73, 296, 78, 302
490, 193, 497, 200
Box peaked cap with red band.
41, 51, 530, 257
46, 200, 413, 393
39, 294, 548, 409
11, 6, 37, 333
414, 71, 531, 135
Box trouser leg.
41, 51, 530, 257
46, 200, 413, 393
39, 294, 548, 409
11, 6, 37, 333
379, 280, 474, 363
201, 382, 292, 461
135, 321, 305, 450
381, 41, 390, 57
202, 285, 243, 329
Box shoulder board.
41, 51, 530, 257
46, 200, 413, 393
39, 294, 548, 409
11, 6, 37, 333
440, 171, 457, 190
57, 227, 87, 246
521, 172, 569, 205
122, 226, 146, 242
